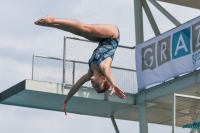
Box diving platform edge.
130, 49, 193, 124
2, 69, 200, 125
0, 79, 137, 121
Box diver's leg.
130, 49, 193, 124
48, 24, 100, 42
34, 14, 118, 39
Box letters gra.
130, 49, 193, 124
136, 16, 200, 90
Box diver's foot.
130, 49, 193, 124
34, 14, 55, 26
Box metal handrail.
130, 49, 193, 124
34, 54, 64, 61
65, 36, 135, 49
32, 36, 137, 95
32, 54, 137, 94
33, 54, 136, 72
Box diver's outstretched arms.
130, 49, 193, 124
34, 14, 118, 40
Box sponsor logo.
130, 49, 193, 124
192, 22, 200, 64
172, 27, 191, 59
141, 22, 200, 71
142, 43, 156, 70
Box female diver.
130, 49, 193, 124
34, 15, 125, 115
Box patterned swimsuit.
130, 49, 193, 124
88, 31, 120, 72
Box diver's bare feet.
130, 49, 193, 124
34, 14, 55, 26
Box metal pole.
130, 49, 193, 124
104, 91, 108, 101
33, 55, 135, 72
172, 94, 176, 133
111, 115, 120, 133
142, 0, 160, 36
62, 37, 67, 93
138, 103, 148, 133
32, 54, 35, 80
134, 0, 144, 45
72, 62, 75, 84
148, 0, 181, 26
134, 1, 147, 131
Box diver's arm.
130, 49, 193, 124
100, 59, 125, 99
62, 70, 92, 114
103, 67, 125, 99
101, 65, 116, 87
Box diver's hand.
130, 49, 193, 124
62, 101, 67, 116
110, 85, 125, 99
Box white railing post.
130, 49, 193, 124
32, 54, 35, 80
62, 36, 66, 94
172, 93, 176, 133
72, 62, 75, 84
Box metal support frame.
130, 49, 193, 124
111, 115, 120, 133
148, 0, 181, 26
134, 0, 144, 45
134, 1, 148, 132
139, 102, 148, 133
142, 0, 160, 36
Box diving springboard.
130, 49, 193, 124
0, 79, 137, 119
1, 69, 200, 126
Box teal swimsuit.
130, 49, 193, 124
88, 31, 120, 72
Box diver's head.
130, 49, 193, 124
90, 75, 110, 93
